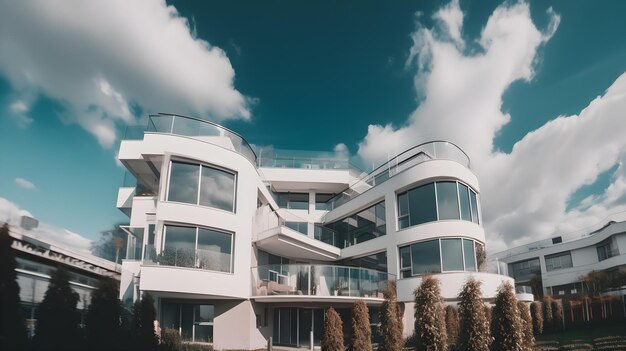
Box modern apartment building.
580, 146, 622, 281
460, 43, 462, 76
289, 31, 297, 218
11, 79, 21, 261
495, 220, 626, 309
5, 219, 121, 337
116, 113, 514, 350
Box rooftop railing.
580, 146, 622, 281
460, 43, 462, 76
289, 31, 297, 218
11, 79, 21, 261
252, 264, 393, 298
323, 141, 471, 211
256, 148, 365, 174
122, 113, 257, 165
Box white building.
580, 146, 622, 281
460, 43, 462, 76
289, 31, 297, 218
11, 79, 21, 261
116, 113, 514, 350
495, 220, 626, 305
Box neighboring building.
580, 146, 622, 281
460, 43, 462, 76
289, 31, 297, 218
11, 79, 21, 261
6, 220, 121, 337
116, 113, 513, 350
495, 220, 626, 309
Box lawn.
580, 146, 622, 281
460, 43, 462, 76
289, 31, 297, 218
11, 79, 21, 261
535, 321, 626, 350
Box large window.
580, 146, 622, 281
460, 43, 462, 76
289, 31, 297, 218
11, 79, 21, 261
397, 181, 479, 229
399, 238, 477, 278
161, 224, 233, 273
161, 302, 214, 343
545, 251, 573, 271
508, 258, 541, 282
167, 161, 236, 212
276, 193, 309, 210
323, 201, 386, 248
596, 239, 617, 261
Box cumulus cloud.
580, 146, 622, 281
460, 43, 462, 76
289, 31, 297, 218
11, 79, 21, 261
14, 177, 37, 190
357, 1, 626, 252
0, 0, 250, 148
0, 197, 92, 253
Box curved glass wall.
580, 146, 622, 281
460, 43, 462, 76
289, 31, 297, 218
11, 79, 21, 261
166, 160, 236, 212
397, 180, 479, 229
146, 224, 234, 273
398, 238, 478, 278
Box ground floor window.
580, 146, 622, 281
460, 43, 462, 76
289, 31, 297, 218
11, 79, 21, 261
161, 301, 214, 343
273, 307, 380, 347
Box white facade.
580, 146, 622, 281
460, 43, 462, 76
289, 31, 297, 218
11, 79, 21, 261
117, 113, 513, 350
496, 220, 626, 301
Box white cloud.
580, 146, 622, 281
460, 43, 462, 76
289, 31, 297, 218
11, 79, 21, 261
8, 99, 33, 128
433, 0, 464, 48
0, 197, 92, 253
14, 177, 37, 191
0, 0, 251, 148
357, 1, 626, 253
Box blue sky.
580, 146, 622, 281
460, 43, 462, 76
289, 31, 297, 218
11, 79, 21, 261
1, 0, 625, 252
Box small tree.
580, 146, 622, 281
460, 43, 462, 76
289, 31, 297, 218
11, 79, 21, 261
85, 278, 122, 350
352, 300, 372, 351
550, 299, 563, 332
413, 275, 447, 351
530, 301, 543, 335
444, 305, 459, 349
542, 296, 553, 331
491, 282, 523, 351
580, 270, 608, 296
0, 223, 27, 350
90, 223, 127, 263
379, 281, 403, 351
322, 307, 344, 351
457, 278, 490, 351
133, 293, 158, 351
35, 266, 81, 351
517, 301, 534, 351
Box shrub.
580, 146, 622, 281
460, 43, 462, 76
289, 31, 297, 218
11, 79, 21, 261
543, 296, 554, 331
492, 281, 523, 351
457, 278, 491, 351
413, 275, 447, 351
379, 280, 403, 351
551, 299, 563, 332
444, 305, 459, 349
517, 301, 534, 351
161, 328, 183, 351
352, 300, 372, 351
322, 307, 344, 351
484, 305, 492, 338
530, 301, 543, 335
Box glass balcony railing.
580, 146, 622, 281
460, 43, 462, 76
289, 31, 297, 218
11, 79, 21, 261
486, 260, 509, 276
256, 147, 362, 172
252, 264, 393, 298
142, 244, 232, 273
323, 141, 471, 211
122, 113, 257, 165
515, 285, 534, 295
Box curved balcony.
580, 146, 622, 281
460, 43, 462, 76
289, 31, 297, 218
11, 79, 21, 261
324, 140, 471, 210
124, 113, 257, 165
252, 264, 393, 303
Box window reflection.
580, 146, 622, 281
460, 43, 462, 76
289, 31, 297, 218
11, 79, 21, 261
397, 180, 479, 229
399, 238, 477, 277
167, 161, 236, 212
